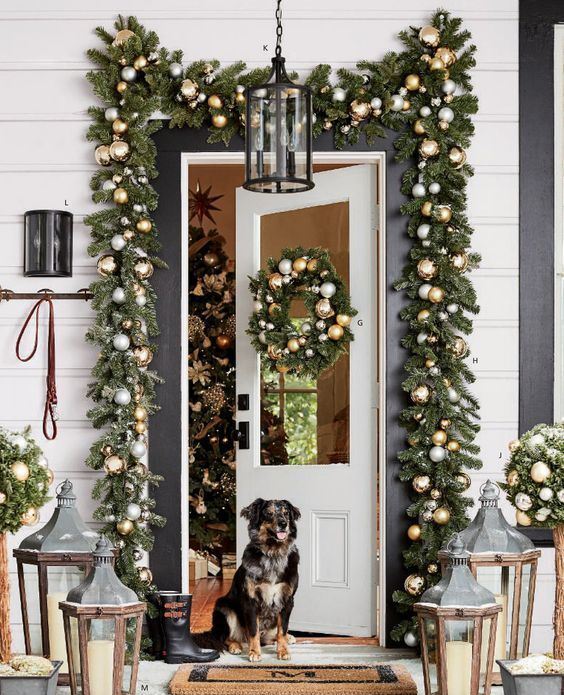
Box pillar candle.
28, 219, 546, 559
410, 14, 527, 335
446, 640, 473, 695
47, 592, 69, 672
87, 640, 115, 695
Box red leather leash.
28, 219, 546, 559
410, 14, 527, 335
15, 296, 58, 440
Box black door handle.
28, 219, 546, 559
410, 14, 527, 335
235, 422, 249, 449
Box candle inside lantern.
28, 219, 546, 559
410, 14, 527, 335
481, 593, 508, 674
87, 640, 115, 695
446, 640, 473, 695
47, 592, 69, 672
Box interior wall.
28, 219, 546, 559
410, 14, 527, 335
0, 0, 542, 651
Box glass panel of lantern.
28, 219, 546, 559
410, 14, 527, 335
439, 480, 540, 685
415, 534, 502, 695
60, 536, 145, 695
13, 480, 99, 685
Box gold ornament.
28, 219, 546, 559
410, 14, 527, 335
449, 336, 468, 359
293, 257, 307, 273
134, 259, 154, 279
287, 338, 300, 353
134, 462, 148, 477
268, 273, 284, 291
419, 25, 441, 48
315, 298, 335, 319
122, 318, 133, 330
104, 455, 126, 475
11, 461, 30, 482
21, 507, 39, 526
417, 309, 430, 322
428, 562, 439, 574
407, 524, 422, 541
306, 258, 318, 272
180, 79, 199, 101
412, 475, 431, 493
235, 92, 245, 104
268, 303, 281, 316
46, 468, 54, 486
133, 55, 148, 71
427, 334, 438, 345
112, 118, 128, 135
402, 100, 411, 111
435, 47, 457, 68
95, 145, 112, 166
420, 54, 432, 64
404, 74, 421, 91
419, 139, 440, 158
349, 100, 371, 121
425, 358, 435, 368
421, 201, 433, 217
328, 324, 344, 341
138, 567, 153, 584
135, 421, 147, 434
123, 229, 135, 241
432, 429, 448, 446
211, 114, 228, 128
133, 346, 153, 367
508, 439, 520, 453
97, 255, 117, 276
116, 81, 128, 94
438, 121, 449, 132
448, 146, 467, 169
267, 345, 283, 360
530, 461, 551, 483
428, 286, 445, 304
433, 507, 450, 525
336, 314, 351, 327
450, 251, 469, 272
439, 418, 451, 429
417, 258, 438, 280
134, 405, 148, 421
516, 510, 531, 527
435, 205, 452, 223
113, 187, 129, 205
207, 94, 223, 109
202, 384, 227, 414
507, 469, 519, 486
447, 440, 461, 453
215, 334, 232, 350
429, 57, 446, 72
109, 140, 130, 162
430, 488, 442, 500
408, 436, 419, 447
117, 519, 134, 535
405, 574, 425, 596
411, 384, 431, 404
413, 119, 426, 135
136, 218, 153, 234
203, 252, 219, 267
113, 29, 135, 46
456, 472, 471, 490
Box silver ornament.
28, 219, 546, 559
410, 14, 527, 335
37, 455, 48, 469
258, 332, 267, 344
130, 440, 147, 458
528, 434, 545, 449
422, 240, 431, 248
318, 333, 328, 342
12, 435, 27, 452
558, 490, 564, 504
120, 216, 131, 226
133, 549, 144, 561
114, 388, 131, 406
135, 294, 147, 307
120, 66, 137, 83
332, 87, 346, 102
429, 446, 447, 463
113, 333, 130, 351
319, 281, 336, 298
112, 287, 127, 305
168, 62, 183, 78
102, 179, 117, 191
197, 92, 207, 103
105, 514, 116, 523
266, 322, 274, 330
438, 106, 454, 123
389, 94, 404, 111
235, 84, 245, 94
133, 203, 143, 213
429, 366, 440, 376
446, 303, 459, 314
265, 294, 273, 303
422, 510, 433, 522
515, 492, 532, 511
417, 332, 428, 345
412, 183, 426, 198
404, 631, 418, 648
447, 387, 460, 403
253, 300, 263, 313
429, 182, 441, 194
258, 320, 266, 329
539, 487, 553, 502
426, 500, 438, 511
278, 258, 293, 275
282, 275, 292, 285
110, 234, 127, 251
370, 97, 382, 110
418, 283, 432, 300
417, 224, 431, 240
340, 124, 351, 135
125, 502, 142, 521
315, 320, 326, 330
419, 106, 432, 117
301, 322, 312, 335
441, 79, 456, 95
305, 348, 314, 357
104, 107, 120, 122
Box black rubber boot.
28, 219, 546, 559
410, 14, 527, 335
157, 592, 220, 664
146, 593, 166, 659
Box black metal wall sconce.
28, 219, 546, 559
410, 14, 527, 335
24, 210, 73, 277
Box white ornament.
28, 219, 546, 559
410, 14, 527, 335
417, 224, 431, 240
558, 490, 564, 504
197, 92, 207, 103
104, 107, 120, 122
133, 204, 143, 213
419, 106, 432, 118
168, 62, 183, 78
318, 333, 328, 342
404, 631, 418, 648
441, 79, 456, 95
258, 332, 267, 344
529, 434, 546, 448
438, 311, 448, 321
438, 107, 455, 123
429, 366, 440, 376
113, 334, 130, 351
253, 300, 263, 313
112, 287, 127, 305
125, 503, 142, 521
305, 348, 314, 357
412, 183, 426, 198
111, 234, 127, 251
332, 87, 346, 102
136, 295, 147, 307
530, 460, 551, 483
539, 487, 553, 501
130, 440, 147, 458
235, 84, 245, 94
447, 387, 460, 403
120, 66, 137, 83
37, 456, 48, 469
417, 332, 428, 345
370, 97, 382, 110
389, 94, 404, 112
12, 435, 27, 452
446, 303, 459, 314
515, 492, 532, 511
535, 512, 548, 522
278, 258, 293, 275
429, 182, 441, 194
319, 281, 336, 298
114, 388, 131, 406
422, 240, 431, 248
418, 283, 432, 300
429, 446, 447, 463
538, 507, 552, 517
301, 322, 312, 335
266, 322, 274, 330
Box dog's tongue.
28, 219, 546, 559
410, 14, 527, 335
276, 531, 288, 540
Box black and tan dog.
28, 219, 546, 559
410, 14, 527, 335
199, 498, 300, 662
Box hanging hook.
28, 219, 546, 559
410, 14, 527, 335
275, 0, 283, 57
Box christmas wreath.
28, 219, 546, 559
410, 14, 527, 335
247, 247, 357, 379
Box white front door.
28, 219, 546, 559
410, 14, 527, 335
235, 164, 378, 636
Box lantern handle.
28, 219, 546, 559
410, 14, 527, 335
479, 479, 501, 500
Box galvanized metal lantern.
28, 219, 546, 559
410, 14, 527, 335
60, 536, 145, 695
439, 480, 540, 684
243, 0, 313, 193
13, 480, 99, 684
415, 534, 502, 695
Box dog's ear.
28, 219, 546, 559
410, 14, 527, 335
283, 500, 301, 522
241, 498, 265, 527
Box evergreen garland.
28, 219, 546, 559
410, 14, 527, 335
86, 10, 479, 640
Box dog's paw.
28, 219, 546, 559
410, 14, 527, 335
287, 633, 296, 645
277, 646, 291, 660
227, 641, 242, 655
248, 649, 262, 662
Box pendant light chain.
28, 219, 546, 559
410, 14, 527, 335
275, 0, 283, 57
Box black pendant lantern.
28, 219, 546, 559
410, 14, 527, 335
243, 0, 314, 193
24, 210, 73, 277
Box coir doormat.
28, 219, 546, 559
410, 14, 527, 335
169, 663, 417, 695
